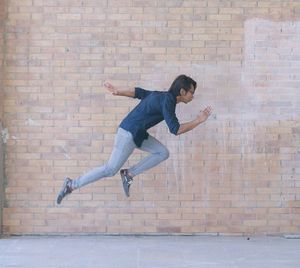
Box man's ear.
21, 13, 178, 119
179, 88, 186, 96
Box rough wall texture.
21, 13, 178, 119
0, 0, 4, 123
0, 0, 6, 235
2, 0, 300, 235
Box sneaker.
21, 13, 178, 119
120, 169, 133, 197
56, 177, 73, 204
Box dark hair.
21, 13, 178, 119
168, 75, 197, 97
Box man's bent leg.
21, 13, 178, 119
127, 135, 169, 177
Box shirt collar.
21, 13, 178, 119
168, 92, 177, 103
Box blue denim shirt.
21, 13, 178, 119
119, 87, 180, 147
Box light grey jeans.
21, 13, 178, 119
72, 127, 169, 189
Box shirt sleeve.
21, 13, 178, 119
162, 95, 180, 135
134, 87, 152, 100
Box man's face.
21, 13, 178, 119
181, 84, 195, 103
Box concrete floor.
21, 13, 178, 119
0, 235, 300, 268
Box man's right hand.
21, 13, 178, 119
197, 106, 213, 123
104, 82, 118, 95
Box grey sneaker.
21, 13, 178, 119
56, 177, 73, 204
120, 169, 133, 197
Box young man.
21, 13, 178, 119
56, 75, 212, 204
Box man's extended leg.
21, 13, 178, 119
57, 128, 136, 204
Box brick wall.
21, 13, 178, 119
0, 0, 4, 124
2, 0, 300, 235
0, 0, 6, 235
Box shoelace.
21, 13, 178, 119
64, 181, 72, 194
123, 170, 133, 185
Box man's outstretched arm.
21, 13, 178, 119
176, 106, 213, 135
104, 82, 135, 97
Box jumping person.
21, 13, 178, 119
56, 75, 212, 204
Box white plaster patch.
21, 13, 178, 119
25, 118, 37, 126
60, 146, 71, 159
243, 18, 300, 120
1, 128, 9, 144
